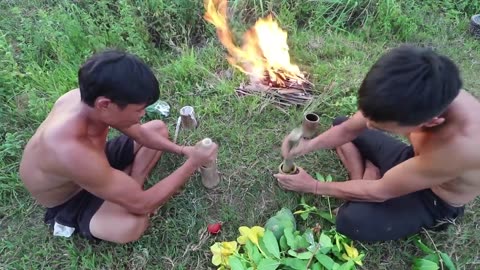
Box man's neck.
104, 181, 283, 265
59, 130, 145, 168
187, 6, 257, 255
79, 103, 110, 137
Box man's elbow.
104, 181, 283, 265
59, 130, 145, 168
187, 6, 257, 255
124, 198, 157, 215
370, 189, 396, 202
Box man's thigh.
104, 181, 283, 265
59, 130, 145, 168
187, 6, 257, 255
335, 189, 464, 242
333, 116, 414, 176
335, 191, 434, 242
89, 201, 149, 244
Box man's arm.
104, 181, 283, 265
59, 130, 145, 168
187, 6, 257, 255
121, 123, 183, 154
310, 111, 367, 151
283, 112, 367, 157
314, 154, 461, 202
59, 143, 196, 215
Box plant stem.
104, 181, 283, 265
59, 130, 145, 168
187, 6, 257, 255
306, 243, 322, 269
422, 228, 444, 270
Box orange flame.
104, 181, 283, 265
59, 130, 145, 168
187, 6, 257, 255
204, 0, 306, 87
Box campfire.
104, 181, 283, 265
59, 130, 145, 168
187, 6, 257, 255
203, 0, 314, 108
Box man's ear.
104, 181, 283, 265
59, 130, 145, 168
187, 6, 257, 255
423, 117, 445, 128
94, 97, 111, 111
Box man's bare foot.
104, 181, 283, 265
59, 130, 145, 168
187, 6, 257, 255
363, 160, 381, 180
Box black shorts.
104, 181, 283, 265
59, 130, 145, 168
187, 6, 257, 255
332, 116, 465, 242
44, 135, 134, 240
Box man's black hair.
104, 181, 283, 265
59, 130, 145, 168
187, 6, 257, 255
358, 45, 462, 126
79, 49, 159, 108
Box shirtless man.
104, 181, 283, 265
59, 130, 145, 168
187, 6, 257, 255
274, 45, 480, 242
19, 50, 217, 244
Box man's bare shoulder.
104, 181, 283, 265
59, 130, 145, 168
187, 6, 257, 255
52, 137, 110, 179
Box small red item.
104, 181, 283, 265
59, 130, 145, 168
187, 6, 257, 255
207, 223, 222, 234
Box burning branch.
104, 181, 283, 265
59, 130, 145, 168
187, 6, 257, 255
204, 0, 315, 107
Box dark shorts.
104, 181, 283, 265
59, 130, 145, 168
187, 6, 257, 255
332, 116, 465, 242
44, 135, 134, 240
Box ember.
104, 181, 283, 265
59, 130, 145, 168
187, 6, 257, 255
203, 0, 314, 107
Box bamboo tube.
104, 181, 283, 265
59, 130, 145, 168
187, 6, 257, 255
302, 113, 319, 139
198, 138, 220, 189
180, 106, 198, 130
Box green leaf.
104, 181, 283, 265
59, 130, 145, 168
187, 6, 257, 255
337, 260, 355, 270
319, 212, 336, 224
316, 173, 325, 182
315, 253, 335, 270
439, 252, 456, 270
414, 238, 435, 255
295, 235, 310, 249
413, 259, 440, 270
257, 258, 280, 270
332, 263, 341, 270
284, 227, 296, 249
423, 254, 439, 264
304, 229, 315, 245
245, 240, 263, 265
312, 262, 323, 270
288, 249, 313, 260
229, 256, 246, 270
326, 175, 333, 182
279, 235, 288, 252
281, 258, 309, 270
301, 212, 310, 220
319, 233, 334, 254
262, 230, 281, 259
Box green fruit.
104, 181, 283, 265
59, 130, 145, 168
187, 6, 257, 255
265, 208, 296, 240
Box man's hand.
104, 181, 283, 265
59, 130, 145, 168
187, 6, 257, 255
187, 140, 218, 168
281, 137, 312, 159
180, 146, 195, 158
274, 167, 317, 193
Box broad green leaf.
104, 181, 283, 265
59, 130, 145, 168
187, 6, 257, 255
257, 258, 280, 270
337, 260, 355, 270
315, 253, 335, 270
413, 259, 440, 270
312, 262, 323, 270
326, 175, 333, 182
414, 238, 435, 255
259, 239, 274, 258
316, 173, 325, 181
281, 258, 309, 270
279, 235, 288, 252
439, 252, 456, 270
245, 240, 263, 265
319, 233, 333, 254
288, 249, 313, 260
229, 256, 246, 270
332, 263, 341, 270
262, 230, 281, 259
423, 254, 439, 264
319, 212, 336, 224
304, 229, 315, 245
301, 212, 309, 220
284, 227, 296, 249
295, 235, 310, 249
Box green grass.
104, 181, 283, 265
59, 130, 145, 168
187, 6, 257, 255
1, 0, 480, 269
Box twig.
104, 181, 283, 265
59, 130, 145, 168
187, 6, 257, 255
422, 228, 444, 270
306, 242, 322, 269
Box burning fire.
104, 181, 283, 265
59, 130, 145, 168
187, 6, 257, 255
203, 0, 307, 87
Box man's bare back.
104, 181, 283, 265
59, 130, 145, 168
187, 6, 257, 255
20, 89, 106, 208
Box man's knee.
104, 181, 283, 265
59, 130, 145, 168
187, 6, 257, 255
112, 216, 149, 244
146, 120, 169, 138
335, 203, 377, 242
332, 116, 349, 127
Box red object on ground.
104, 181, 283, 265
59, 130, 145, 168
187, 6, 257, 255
207, 223, 222, 234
